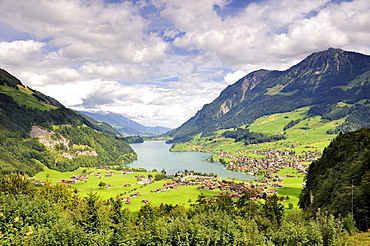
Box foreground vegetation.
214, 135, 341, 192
0, 173, 358, 245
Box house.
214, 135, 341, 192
33, 180, 44, 185
267, 189, 278, 194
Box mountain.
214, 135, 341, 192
78, 111, 172, 136
75, 111, 122, 137
0, 68, 136, 176
299, 127, 370, 231
167, 48, 370, 143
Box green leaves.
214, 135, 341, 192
300, 128, 370, 231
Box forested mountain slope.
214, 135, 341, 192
0, 69, 136, 176
299, 127, 370, 231
167, 48, 370, 143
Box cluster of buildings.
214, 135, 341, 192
58, 174, 89, 184
142, 176, 290, 203
219, 147, 321, 178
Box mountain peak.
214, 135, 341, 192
168, 48, 370, 142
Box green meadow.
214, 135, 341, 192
33, 166, 303, 214
33, 167, 221, 214
0, 85, 57, 110
274, 167, 305, 214
171, 106, 340, 155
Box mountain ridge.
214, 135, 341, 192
167, 48, 370, 143
78, 110, 172, 136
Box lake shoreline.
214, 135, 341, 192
128, 140, 256, 181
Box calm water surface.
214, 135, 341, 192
128, 141, 255, 181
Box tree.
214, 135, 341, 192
263, 194, 284, 226
0, 173, 36, 196
98, 181, 106, 188
154, 173, 165, 181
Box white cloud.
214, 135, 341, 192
0, 0, 369, 128
224, 70, 247, 85
0, 40, 45, 66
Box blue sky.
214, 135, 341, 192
0, 0, 369, 128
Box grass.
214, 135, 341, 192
32, 165, 305, 215
172, 106, 340, 155
0, 85, 57, 110
268, 167, 305, 214
32, 167, 225, 214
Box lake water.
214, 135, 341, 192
128, 141, 256, 181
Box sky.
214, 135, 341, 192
0, 0, 369, 128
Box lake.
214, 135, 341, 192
128, 141, 256, 181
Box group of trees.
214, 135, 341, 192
0, 173, 356, 245
308, 102, 370, 134
221, 128, 286, 145
300, 128, 370, 231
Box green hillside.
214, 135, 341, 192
170, 106, 339, 154
0, 69, 136, 176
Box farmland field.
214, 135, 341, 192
33, 166, 303, 214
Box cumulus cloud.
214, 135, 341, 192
224, 70, 247, 85
0, 0, 369, 128
0, 40, 45, 66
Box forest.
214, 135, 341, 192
300, 127, 370, 232
0, 173, 356, 245
221, 128, 286, 145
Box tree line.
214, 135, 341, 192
221, 128, 286, 145
0, 173, 356, 245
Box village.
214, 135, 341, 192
35, 166, 297, 206
217, 147, 321, 178
128, 174, 291, 204
32, 143, 316, 207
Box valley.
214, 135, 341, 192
1, 48, 370, 244
170, 106, 339, 174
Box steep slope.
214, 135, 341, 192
167, 48, 370, 143
299, 128, 370, 231
0, 69, 136, 176
79, 111, 172, 136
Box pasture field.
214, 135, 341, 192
274, 167, 305, 213
0, 85, 57, 110
33, 166, 303, 214
171, 106, 340, 155
33, 167, 225, 214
